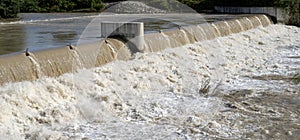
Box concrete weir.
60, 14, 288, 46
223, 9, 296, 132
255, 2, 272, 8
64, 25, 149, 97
0, 14, 273, 85
0, 39, 131, 85
143, 14, 272, 52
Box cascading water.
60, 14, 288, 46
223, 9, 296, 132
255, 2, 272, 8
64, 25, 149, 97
224, 21, 233, 34
263, 15, 272, 25
69, 46, 84, 71
106, 42, 117, 59
211, 23, 222, 37
142, 15, 273, 53
196, 25, 209, 40
179, 28, 192, 44
245, 17, 254, 28
235, 19, 245, 31
0, 14, 273, 85
160, 31, 173, 48
254, 16, 263, 26
27, 54, 43, 79
0, 24, 298, 139
1, 0, 298, 139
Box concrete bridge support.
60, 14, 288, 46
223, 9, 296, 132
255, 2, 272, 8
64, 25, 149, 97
101, 22, 144, 53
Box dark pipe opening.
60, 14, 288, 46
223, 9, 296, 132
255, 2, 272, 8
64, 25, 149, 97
267, 15, 278, 24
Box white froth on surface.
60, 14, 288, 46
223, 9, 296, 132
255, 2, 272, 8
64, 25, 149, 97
0, 24, 299, 139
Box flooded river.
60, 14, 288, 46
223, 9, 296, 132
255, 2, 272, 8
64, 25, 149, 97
0, 1, 299, 139
0, 13, 247, 55
0, 24, 299, 139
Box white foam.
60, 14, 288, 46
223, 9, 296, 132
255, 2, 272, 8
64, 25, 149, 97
0, 24, 299, 139
0, 15, 101, 25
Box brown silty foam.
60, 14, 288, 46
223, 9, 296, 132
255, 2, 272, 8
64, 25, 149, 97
0, 15, 273, 85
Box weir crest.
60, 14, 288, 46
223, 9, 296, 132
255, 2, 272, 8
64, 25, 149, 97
0, 13, 273, 85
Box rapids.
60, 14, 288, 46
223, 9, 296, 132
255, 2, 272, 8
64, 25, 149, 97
0, 24, 299, 139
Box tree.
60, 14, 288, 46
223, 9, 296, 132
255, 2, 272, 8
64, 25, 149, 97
0, 0, 20, 19
37, 0, 75, 12
275, 0, 300, 26
20, 0, 39, 12
177, 0, 216, 11
91, 0, 104, 11
74, 0, 104, 12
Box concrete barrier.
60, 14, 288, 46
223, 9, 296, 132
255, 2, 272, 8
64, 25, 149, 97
101, 22, 144, 53
215, 6, 287, 23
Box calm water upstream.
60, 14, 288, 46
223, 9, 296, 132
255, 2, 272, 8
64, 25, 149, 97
0, 13, 99, 55
0, 13, 245, 55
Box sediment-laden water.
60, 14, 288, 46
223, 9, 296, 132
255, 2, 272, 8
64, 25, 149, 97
0, 24, 299, 139
0, 13, 248, 55
0, 13, 99, 55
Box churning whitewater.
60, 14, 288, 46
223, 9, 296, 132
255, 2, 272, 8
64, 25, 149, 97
0, 24, 299, 139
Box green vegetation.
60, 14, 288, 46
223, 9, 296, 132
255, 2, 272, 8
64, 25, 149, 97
212, 0, 276, 7
274, 0, 299, 26
141, 0, 191, 12
0, 0, 104, 19
0, 0, 299, 26
0, 0, 20, 19
177, 0, 215, 11
20, 0, 104, 12
177, 0, 299, 26
176, 0, 280, 11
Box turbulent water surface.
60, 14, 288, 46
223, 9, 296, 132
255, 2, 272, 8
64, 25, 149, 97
0, 24, 299, 139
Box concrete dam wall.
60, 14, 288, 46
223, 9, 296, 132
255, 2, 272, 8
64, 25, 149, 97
0, 14, 273, 85
215, 6, 287, 23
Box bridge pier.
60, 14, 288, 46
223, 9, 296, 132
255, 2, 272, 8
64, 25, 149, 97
101, 22, 144, 53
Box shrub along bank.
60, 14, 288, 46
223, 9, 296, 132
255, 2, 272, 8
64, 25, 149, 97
0, 0, 299, 26
0, 0, 104, 19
